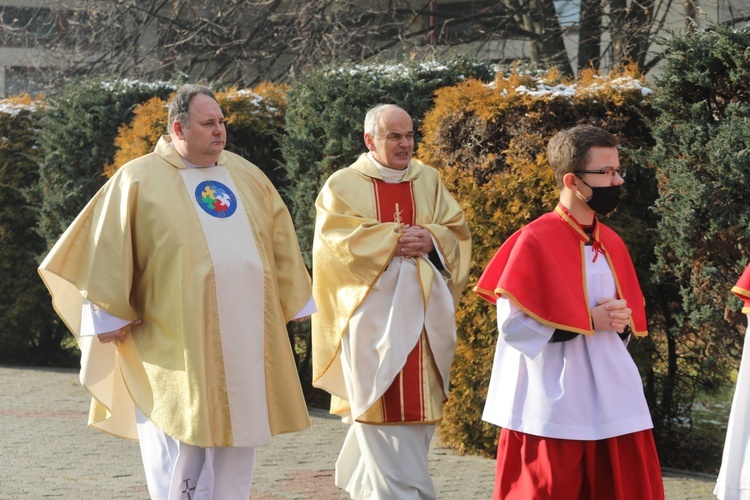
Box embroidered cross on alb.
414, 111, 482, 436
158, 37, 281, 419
178, 478, 197, 500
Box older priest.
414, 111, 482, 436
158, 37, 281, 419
312, 104, 471, 499
38, 85, 313, 500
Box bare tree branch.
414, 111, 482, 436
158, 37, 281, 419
2, 0, 746, 95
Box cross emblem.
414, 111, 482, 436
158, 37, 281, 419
394, 202, 403, 225
178, 478, 197, 500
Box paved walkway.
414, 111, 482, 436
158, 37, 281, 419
0, 366, 717, 499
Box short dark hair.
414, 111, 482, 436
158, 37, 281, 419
167, 85, 218, 134
547, 125, 618, 188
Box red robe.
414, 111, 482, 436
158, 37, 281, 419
475, 204, 648, 337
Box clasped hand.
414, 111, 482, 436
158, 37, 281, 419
591, 298, 631, 333
395, 225, 434, 258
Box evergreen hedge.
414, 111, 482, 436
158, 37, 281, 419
647, 24, 750, 471
36, 79, 175, 251
0, 96, 71, 365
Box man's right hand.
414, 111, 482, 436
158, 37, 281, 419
591, 298, 631, 333
97, 319, 143, 344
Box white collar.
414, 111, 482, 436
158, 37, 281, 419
367, 152, 407, 183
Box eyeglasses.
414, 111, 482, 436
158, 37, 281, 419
574, 168, 627, 178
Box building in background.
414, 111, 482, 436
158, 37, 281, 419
0, 0, 74, 96
0, 0, 748, 97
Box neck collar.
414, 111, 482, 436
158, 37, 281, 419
556, 202, 602, 242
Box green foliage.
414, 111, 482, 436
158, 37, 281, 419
418, 67, 659, 457
30, 79, 174, 364
281, 57, 496, 267
0, 100, 42, 361
648, 24, 750, 471
0, 97, 74, 365
35, 79, 175, 251
218, 84, 291, 191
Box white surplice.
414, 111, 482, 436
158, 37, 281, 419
715, 314, 750, 500
483, 246, 654, 440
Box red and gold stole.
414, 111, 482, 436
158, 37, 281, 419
370, 179, 432, 423
372, 178, 416, 228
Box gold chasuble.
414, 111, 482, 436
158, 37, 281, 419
312, 153, 471, 424
39, 136, 312, 447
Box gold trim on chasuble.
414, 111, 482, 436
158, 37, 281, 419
357, 178, 444, 424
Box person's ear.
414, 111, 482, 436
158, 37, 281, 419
172, 121, 186, 140
364, 133, 375, 151
563, 172, 579, 190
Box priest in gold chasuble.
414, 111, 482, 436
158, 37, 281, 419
39, 85, 313, 500
312, 104, 471, 499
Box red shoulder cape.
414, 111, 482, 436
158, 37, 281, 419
474, 204, 648, 337
733, 264, 750, 314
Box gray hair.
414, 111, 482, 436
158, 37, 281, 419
167, 84, 218, 134
364, 104, 403, 138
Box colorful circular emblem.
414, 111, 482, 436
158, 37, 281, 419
194, 180, 238, 218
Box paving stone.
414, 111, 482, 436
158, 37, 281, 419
0, 366, 717, 499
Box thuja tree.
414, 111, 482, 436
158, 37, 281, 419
417, 67, 663, 458
36, 79, 175, 251
0, 96, 72, 365
32, 79, 174, 364
281, 56, 495, 267
647, 24, 750, 471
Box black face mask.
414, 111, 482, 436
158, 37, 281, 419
577, 178, 621, 215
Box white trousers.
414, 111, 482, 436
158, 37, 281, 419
335, 422, 437, 500
135, 409, 256, 500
